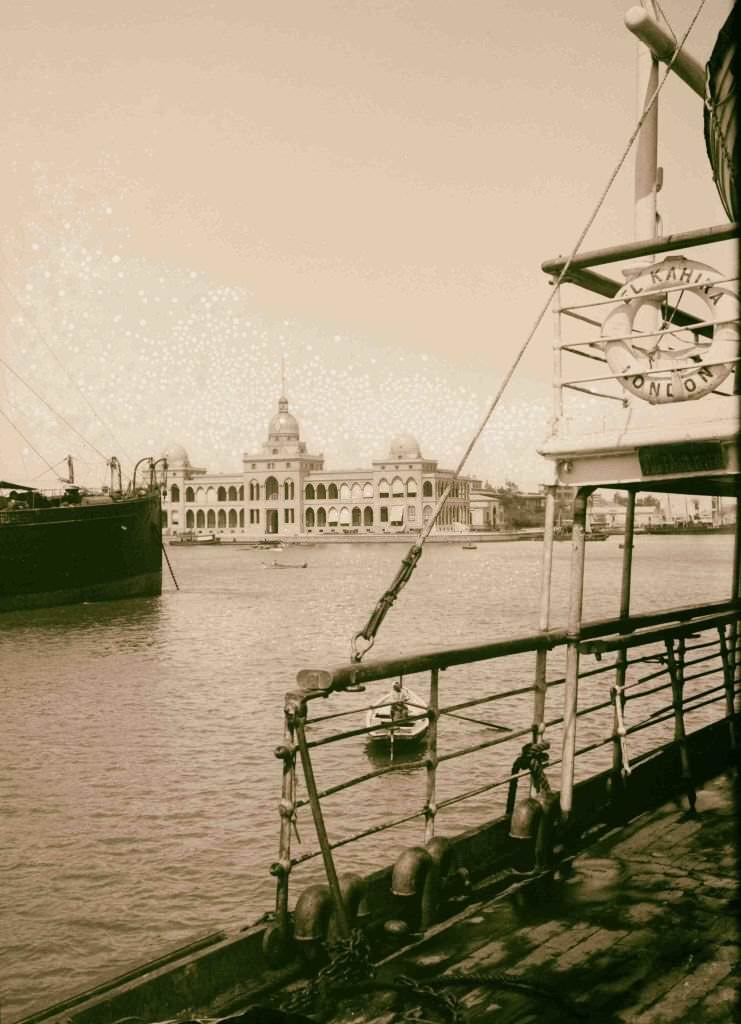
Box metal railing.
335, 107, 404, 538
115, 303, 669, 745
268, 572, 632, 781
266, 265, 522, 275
272, 599, 740, 940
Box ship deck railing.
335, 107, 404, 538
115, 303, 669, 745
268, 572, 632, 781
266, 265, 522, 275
273, 598, 740, 936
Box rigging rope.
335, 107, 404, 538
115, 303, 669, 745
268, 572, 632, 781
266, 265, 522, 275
0, 406, 60, 478
350, 0, 708, 663
0, 355, 111, 463
0, 274, 133, 465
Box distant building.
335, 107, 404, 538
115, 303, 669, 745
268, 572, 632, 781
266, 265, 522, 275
162, 393, 475, 538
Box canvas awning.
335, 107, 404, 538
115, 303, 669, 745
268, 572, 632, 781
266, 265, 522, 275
390, 505, 405, 525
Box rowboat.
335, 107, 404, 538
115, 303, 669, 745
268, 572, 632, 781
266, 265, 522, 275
365, 680, 428, 745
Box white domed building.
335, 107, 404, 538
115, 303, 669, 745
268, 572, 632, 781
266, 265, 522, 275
162, 394, 475, 538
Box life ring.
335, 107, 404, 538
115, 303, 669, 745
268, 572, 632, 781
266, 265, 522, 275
600, 256, 739, 404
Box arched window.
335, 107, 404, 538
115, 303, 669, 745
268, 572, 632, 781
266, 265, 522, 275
217, 486, 227, 502
391, 476, 404, 496
170, 484, 180, 503
406, 478, 417, 497
379, 478, 389, 498
196, 487, 206, 504
328, 483, 338, 499
339, 483, 350, 500
207, 509, 216, 528
363, 506, 373, 526
317, 507, 327, 527
328, 506, 339, 525
196, 509, 205, 528
228, 486, 237, 501
239, 485, 244, 500
423, 505, 433, 522
206, 486, 216, 504
305, 508, 315, 529
363, 482, 373, 498
339, 507, 350, 526
239, 509, 244, 527
351, 482, 362, 499
228, 509, 237, 527
284, 479, 294, 500
265, 477, 279, 500
316, 483, 327, 500
423, 481, 433, 497
305, 483, 315, 500
186, 509, 194, 529
185, 486, 194, 502
217, 509, 227, 528
352, 506, 361, 526
250, 480, 259, 501
162, 510, 168, 527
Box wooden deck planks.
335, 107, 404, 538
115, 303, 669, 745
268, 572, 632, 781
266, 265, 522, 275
322, 772, 740, 1022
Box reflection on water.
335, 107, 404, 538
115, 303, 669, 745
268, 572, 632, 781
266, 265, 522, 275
0, 535, 732, 1019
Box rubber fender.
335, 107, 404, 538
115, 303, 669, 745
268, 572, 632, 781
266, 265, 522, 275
293, 883, 333, 941
390, 845, 433, 897
509, 796, 542, 840
326, 872, 367, 944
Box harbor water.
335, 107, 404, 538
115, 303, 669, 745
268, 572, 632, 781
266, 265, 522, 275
1, 535, 732, 1020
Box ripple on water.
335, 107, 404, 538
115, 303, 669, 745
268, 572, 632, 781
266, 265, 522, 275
0, 536, 732, 1018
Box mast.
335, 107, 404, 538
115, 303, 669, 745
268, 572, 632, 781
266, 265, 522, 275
633, 0, 660, 251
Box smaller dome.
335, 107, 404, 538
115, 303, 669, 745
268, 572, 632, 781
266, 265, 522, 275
163, 444, 190, 468
389, 434, 422, 459
268, 396, 300, 439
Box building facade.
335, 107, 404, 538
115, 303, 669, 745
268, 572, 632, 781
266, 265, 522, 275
162, 394, 474, 538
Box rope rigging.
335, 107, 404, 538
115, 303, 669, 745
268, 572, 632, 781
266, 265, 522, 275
350, 0, 708, 663
0, 354, 111, 465
0, 273, 133, 466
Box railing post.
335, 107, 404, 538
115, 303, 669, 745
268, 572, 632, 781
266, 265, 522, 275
272, 710, 297, 939
292, 699, 351, 939
611, 492, 636, 795
560, 487, 590, 821
424, 668, 440, 844
718, 625, 738, 753
732, 494, 741, 702
533, 485, 556, 788
665, 636, 696, 813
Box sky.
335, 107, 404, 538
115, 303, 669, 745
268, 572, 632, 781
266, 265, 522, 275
0, 0, 735, 489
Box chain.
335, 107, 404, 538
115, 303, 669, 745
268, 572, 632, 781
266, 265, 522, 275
283, 929, 374, 1014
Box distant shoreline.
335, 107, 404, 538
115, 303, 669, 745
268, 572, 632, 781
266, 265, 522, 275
168, 530, 545, 546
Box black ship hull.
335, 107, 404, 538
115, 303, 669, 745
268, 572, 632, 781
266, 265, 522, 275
0, 491, 162, 613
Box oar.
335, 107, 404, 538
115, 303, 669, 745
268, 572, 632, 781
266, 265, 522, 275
444, 711, 511, 732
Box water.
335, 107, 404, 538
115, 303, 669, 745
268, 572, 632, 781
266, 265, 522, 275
0, 535, 732, 1019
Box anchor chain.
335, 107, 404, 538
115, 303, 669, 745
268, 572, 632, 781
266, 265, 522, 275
283, 929, 374, 1015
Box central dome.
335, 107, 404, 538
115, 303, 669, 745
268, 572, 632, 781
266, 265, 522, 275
268, 396, 300, 440
389, 434, 422, 459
